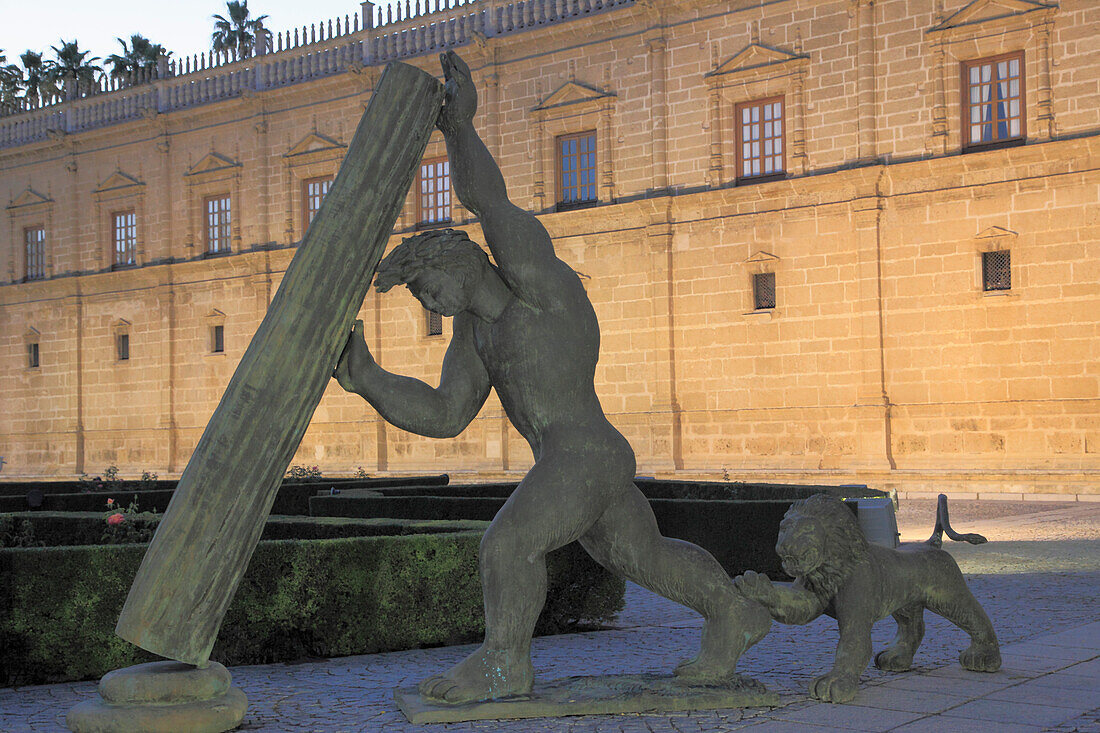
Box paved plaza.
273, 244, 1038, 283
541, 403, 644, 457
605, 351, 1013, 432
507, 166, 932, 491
2, 498, 1098, 732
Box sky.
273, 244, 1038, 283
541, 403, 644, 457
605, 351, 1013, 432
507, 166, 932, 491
0, 0, 406, 68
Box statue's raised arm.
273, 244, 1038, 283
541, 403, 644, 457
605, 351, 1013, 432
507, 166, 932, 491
438, 51, 570, 309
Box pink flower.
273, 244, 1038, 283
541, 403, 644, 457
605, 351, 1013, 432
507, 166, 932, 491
106, 513, 125, 526
106, 498, 114, 506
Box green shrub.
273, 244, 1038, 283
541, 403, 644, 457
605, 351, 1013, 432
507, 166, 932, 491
0, 529, 623, 685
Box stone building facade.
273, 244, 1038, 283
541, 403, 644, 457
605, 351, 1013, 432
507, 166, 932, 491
1, 0, 1097, 498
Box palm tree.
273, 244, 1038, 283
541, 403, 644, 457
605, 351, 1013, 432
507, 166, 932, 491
50, 39, 102, 96
17, 51, 57, 107
0, 51, 22, 113
211, 1, 269, 58
106, 34, 172, 82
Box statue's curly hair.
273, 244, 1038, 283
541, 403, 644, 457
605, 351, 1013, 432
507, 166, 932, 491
782, 494, 869, 600
374, 228, 489, 293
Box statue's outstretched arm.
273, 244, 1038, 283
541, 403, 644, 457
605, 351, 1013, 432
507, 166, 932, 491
438, 51, 567, 307
333, 316, 490, 438
734, 571, 827, 625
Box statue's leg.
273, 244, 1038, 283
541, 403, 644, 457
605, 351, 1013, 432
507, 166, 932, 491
925, 573, 1001, 672
874, 604, 925, 671
579, 483, 771, 682
418, 454, 617, 704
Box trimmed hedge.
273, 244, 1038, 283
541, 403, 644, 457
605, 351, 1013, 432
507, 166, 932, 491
0, 525, 623, 685
308, 492, 878, 580
0, 474, 450, 498
0, 513, 490, 548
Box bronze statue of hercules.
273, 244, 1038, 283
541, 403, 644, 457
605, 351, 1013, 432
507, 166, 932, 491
334, 51, 771, 704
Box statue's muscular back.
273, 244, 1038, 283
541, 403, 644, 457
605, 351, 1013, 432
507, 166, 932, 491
466, 254, 633, 469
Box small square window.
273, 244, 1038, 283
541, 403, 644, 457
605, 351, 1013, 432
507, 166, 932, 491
557, 131, 597, 210
982, 250, 1011, 291
753, 272, 776, 310
426, 308, 443, 337
211, 324, 225, 353
117, 333, 130, 361
28, 342, 40, 369
417, 158, 451, 226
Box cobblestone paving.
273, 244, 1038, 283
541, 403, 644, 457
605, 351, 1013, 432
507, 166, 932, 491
2, 502, 1098, 732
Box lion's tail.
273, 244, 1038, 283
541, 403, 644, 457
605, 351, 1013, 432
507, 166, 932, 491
926, 494, 988, 548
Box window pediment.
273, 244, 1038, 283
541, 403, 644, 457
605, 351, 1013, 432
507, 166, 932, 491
185, 152, 241, 177
929, 0, 1055, 36
744, 250, 780, 264
534, 81, 615, 115
708, 43, 808, 83
8, 188, 52, 210
285, 132, 345, 159
976, 226, 1017, 242
95, 170, 144, 194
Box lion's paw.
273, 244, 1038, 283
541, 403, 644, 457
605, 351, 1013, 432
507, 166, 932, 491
810, 672, 858, 703
960, 643, 1001, 673
874, 647, 914, 672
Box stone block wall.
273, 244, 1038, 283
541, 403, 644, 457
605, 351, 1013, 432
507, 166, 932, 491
1, 0, 1097, 497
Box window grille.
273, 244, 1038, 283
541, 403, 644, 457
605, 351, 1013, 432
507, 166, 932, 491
28, 342, 39, 369
427, 308, 443, 336
558, 132, 597, 207
303, 177, 332, 227
212, 324, 225, 353
754, 272, 776, 310
963, 52, 1025, 149
982, 250, 1011, 291
117, 333, 130, 361
737, 97, 785, 181
204, 195, 232, 254
24, 227, 46, 280
417, 158, 451, 225
113, 210, 136, 267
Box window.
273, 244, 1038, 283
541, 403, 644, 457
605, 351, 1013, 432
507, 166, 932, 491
302, 176, 332, 228
736, 97, 785, 182
963, 52, 1025, 150
417, 158, 451, 226
112, 210, 136, 267
27, 342, 39, 369
753, 272, 776, 310
982, 250, 1011, 291
426, 308, 443, 337
116, 333, 130, 361
211, 324, 225, 353
204, 195, 231, 254
557, 131, 597, 209
24, 226, 45, 281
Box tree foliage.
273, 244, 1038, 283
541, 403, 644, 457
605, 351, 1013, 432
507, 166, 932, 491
105, 34, 172, 80
211, 1, 270, 57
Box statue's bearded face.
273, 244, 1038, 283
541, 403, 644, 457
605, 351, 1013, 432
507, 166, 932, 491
408, 268, 468, 316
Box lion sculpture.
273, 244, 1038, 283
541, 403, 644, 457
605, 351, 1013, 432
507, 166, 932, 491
734, 493, 1001, 703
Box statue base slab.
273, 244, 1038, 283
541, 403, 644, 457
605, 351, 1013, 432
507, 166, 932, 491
66, 661, 247, 733
394, 672, 778, 723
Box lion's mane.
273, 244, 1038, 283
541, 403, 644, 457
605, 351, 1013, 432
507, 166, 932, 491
784, 494, 869, 600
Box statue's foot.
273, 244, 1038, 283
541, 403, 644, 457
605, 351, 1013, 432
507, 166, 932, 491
418, 646, 534, 704
674, 599, 771, 682
810, 671, 858, 703
874, 646, 915, 672
960, 642, 1001, 672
